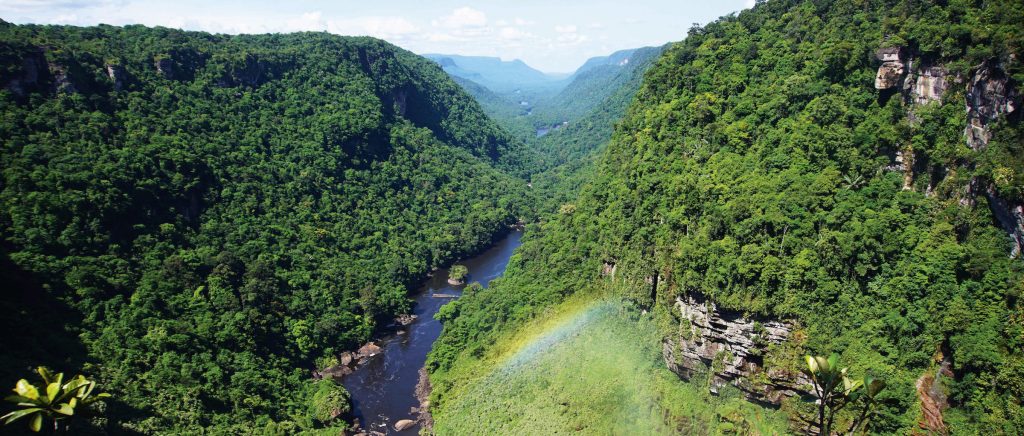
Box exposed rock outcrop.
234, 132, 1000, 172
906, 66, 948, 105
875, 47, 906, 90
393, 89, 408, 117
874, 52, 1022, 258
663, 293, 810, 406
314, 343, 383, 381
216, 54, 284, 88
962, 61, 1022, 258
395, 313, 418, 326
49, 63, 76, 94
106, 64, 125, 91
414, 367, 434, 432
965, 61, 1020, 151
4, 48, 47, 97
154, 57, 174, 79
984, 186, 1024, 258
917, 353, 953, 435
318, 364, 353, 380
358, 342, 382, 359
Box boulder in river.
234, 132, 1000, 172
339, 351, 355, 366
319, 364, 353, 380
357, 342, 382, 359
395, 314, 418, 326
394, 419, 416, 431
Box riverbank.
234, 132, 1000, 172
340, 230, 524, 434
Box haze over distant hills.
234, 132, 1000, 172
422, 54, 564, 92
430, 46, 664, 146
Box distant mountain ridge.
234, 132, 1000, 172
539, 46, 665, 129
570, 47, 643, 77
422, 53, 561, 92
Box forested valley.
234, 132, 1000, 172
0, 24, 538, 433
1, 0, 1023, 434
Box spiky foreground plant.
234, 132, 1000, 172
2, 367, 110, 432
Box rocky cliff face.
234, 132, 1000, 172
3, 48, 46, 97
874, 46, 952, 105
965, 61, 1020, 151
874, 47, 906, 90
662, 293, 810, 406
105, 64, 125, 91
963, 62, 1022, 257
874, 48, 1022, 258
906, 66, 948, 105
985, 186, 1024, 258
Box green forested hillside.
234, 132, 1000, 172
527, 46, 666, 211
0, 23, 533, 432
442, 47, 664, 150
430, 0, 1023, 433
528, 46, 665, 138
448, 45, 666, 213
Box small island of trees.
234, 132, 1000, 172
448, 265, 469, 285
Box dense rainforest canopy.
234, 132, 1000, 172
2, 0, 1023, 433
429, 0, 1024, 433
0, 23, 536, 432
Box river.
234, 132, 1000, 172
342, 230, 524, 434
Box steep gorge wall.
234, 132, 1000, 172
654, 46, 1022, 411
662, 293, 811, 406
874, 47, 1023, 257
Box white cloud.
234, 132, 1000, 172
431, 7, 486, 29
499, 27, 532, 41
1, 0, 112, 12
745, 0, 756, 8
285, 11, 327, 32
329, 16, 421, 41
555, 33, 589, 46
425, 32, 460, 42
514, 18, 534, 26
550, 24, 587, 47
52, 13, 80, 24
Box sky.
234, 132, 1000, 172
1, 0, 756, 73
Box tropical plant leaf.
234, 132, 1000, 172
36, 367, 53, 385
4, 394, 39, 405
54, 403, 75, 416
815, 356, 831, 374
46, 382, 60, 403
1, 407, 43, 424
805, 355, 819, 375
14, 380, 38, 400
29, 413, 42, 432
58, 379, 88, 403
867, 378, 886, 397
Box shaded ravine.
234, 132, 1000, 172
342, 230, 523, 434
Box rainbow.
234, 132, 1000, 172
498, 300, 610, 372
